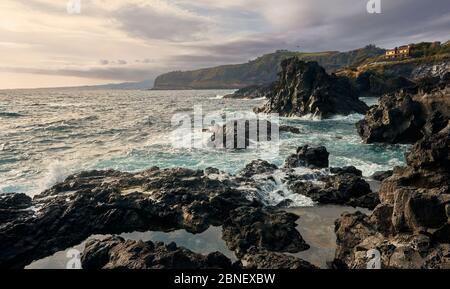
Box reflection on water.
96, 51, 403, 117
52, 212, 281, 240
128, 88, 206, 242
287, 205, 370, 268
26, 226, 234, 269
26, 206, 371, 269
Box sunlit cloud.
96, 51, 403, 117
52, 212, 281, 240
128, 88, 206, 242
0, 0, 449, 88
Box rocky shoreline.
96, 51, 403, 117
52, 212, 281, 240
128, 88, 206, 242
1, 145, 380, 269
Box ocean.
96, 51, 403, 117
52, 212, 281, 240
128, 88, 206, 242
0, 88, 407, 199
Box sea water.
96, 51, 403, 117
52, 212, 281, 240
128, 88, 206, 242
0, 89, 407, 197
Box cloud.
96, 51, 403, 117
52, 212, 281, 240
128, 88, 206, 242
112, 1, 211, 41
1, 0, 450, 88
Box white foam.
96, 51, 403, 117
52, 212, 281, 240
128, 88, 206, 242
35, 161, 72, 196
245, 170, 315, 208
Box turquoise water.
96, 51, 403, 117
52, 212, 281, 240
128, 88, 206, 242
0, 89, 408, 196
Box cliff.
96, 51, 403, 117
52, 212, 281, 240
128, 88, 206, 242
153, 46, 384, 90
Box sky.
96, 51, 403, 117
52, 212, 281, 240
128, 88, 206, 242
0, 0, 449, 89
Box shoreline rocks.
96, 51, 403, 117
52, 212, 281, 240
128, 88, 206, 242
255, 58, 369, 119
81, 237, 235, 269
357, 74, 450, 144
334, 123, 450, 269
0, 165, 317, 269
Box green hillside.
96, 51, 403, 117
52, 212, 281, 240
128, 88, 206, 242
153, 45, 384, 89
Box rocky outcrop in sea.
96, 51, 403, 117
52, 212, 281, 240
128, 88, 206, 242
357, 73, 450, 144
254, 58, 369, 119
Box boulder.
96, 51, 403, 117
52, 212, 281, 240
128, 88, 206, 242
238, 160, 278, 178
208, 119, 278, 149
284, 145, 329, 169
222, 207, 309, 258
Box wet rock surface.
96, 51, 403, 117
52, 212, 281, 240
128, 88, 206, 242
238, 160, 278, 178
357, 74, 450, 144
288, 167, 378, 210
283, 147, 378, 209
255, 58, 369, 119
285, 145, 330, 169
81, 236, 235, 269
334, 123, 450, 269
0, 165, 318, 269
222, 207, 310, 258
208, 119, 278, 149
0, 193, 33, 223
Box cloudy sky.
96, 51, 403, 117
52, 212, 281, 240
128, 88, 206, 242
0, 0, 449, 89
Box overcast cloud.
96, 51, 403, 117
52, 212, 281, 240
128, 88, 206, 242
0, 0, 449, 88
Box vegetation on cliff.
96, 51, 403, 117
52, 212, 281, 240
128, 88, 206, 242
153, 46, 384, 90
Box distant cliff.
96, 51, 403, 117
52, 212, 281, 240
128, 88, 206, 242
153, 46, 384, 90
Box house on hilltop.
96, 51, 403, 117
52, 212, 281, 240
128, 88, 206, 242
385, 45, 411, 60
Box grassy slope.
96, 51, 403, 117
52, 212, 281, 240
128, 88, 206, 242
153, 45, 385, 89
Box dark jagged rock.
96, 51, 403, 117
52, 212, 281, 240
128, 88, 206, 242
208, 119, 278, 149
0, 168, 254, 268
279, 125, 301, 134
222, 207, 309, 258
380, 123, 450, 204
238, 160, 278, 178
285, 145, 329, 169
370, 170, 393, 181
355, 71, 416, 97
0, 193, 33, 223
0, 166, 314, 270
357, 93, 425, 144
334, 124, 450, 269
357, 75, 450, 144
224, 84, 274, 99
255, 58, 369, 119
330, 166, 362, 176
289, 170, 377, 209
283, 147, 377, 209
81, 236, 234, 269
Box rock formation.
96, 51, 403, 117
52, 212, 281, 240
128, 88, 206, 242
334, 123, 450, 269
284, 145, 330, 169
357, 74, 450, 144
255, 58, 369, 119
